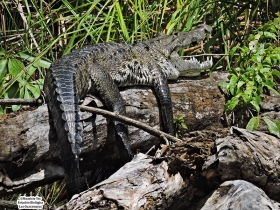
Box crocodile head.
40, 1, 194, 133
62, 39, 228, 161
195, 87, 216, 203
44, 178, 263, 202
149, 24, 213, 78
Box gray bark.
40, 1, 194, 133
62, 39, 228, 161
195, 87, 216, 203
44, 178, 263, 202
59, 127, 280, 209
59, 153, 185, 210
192, 180, 280, 210
203, 126, 280, 202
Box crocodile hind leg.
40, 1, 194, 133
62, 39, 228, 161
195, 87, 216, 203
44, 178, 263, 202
89, 64, 133, 163
152, 68, 175, 136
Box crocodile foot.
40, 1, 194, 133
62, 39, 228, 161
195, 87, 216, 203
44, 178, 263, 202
114, 122, 133, 163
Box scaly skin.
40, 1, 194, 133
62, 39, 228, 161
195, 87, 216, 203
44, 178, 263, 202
43, 24, 212, 198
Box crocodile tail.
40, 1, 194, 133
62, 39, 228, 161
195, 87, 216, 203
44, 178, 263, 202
44, 63, 82, 158
44, 63, 85, 197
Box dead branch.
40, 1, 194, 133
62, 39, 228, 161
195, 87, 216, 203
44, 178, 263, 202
80, 105, 181, 143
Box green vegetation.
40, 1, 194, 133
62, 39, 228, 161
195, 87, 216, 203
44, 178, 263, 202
0, 49, 50, 112
0, 0, 279, 207
218, 15, 280, 136
174, 115, 188, 138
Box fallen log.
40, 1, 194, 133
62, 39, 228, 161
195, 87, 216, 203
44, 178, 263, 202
191, 180, 280, 210
59, 153, 185, 210
0, 72, 227, 196
204, 126, 280, 202
59, 127, 280, 209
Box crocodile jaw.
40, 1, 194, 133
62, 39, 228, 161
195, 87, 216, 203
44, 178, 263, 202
169, 50, 213, 77
178, 57, 213, 77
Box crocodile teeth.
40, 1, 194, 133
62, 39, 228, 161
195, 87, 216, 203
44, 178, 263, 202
184, 56, 213, 70
200, 56, 213, 69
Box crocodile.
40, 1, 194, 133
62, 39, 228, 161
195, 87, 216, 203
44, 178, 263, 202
43, 24, 212, 198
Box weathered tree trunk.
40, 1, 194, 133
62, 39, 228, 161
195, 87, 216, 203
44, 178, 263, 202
59, 127, 280, 209
191, 180, 280, 210
1, 72, 280, 209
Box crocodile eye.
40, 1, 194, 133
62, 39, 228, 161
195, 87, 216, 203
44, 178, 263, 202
144, 46, 149, 51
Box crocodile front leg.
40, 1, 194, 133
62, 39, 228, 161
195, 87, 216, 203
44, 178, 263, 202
152, 67, 175, 136
89, 63, 133, 162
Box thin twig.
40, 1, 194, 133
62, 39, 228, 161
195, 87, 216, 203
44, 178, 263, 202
145, 145, 156, 155
0, 98, 42, 105
80, 105, 181, 143
160, 134, 170, 145
182, 53, 239, 58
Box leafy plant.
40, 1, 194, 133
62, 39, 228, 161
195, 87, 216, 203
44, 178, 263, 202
0, 48, 50, 113
219, 15, 280, 136
247, 117, 280, 137
174, 115, 188, 138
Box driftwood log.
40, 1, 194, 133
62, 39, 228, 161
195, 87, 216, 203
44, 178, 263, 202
60, 126, 280, 209
1, 72, 280, 209
192, 180, 280, 210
